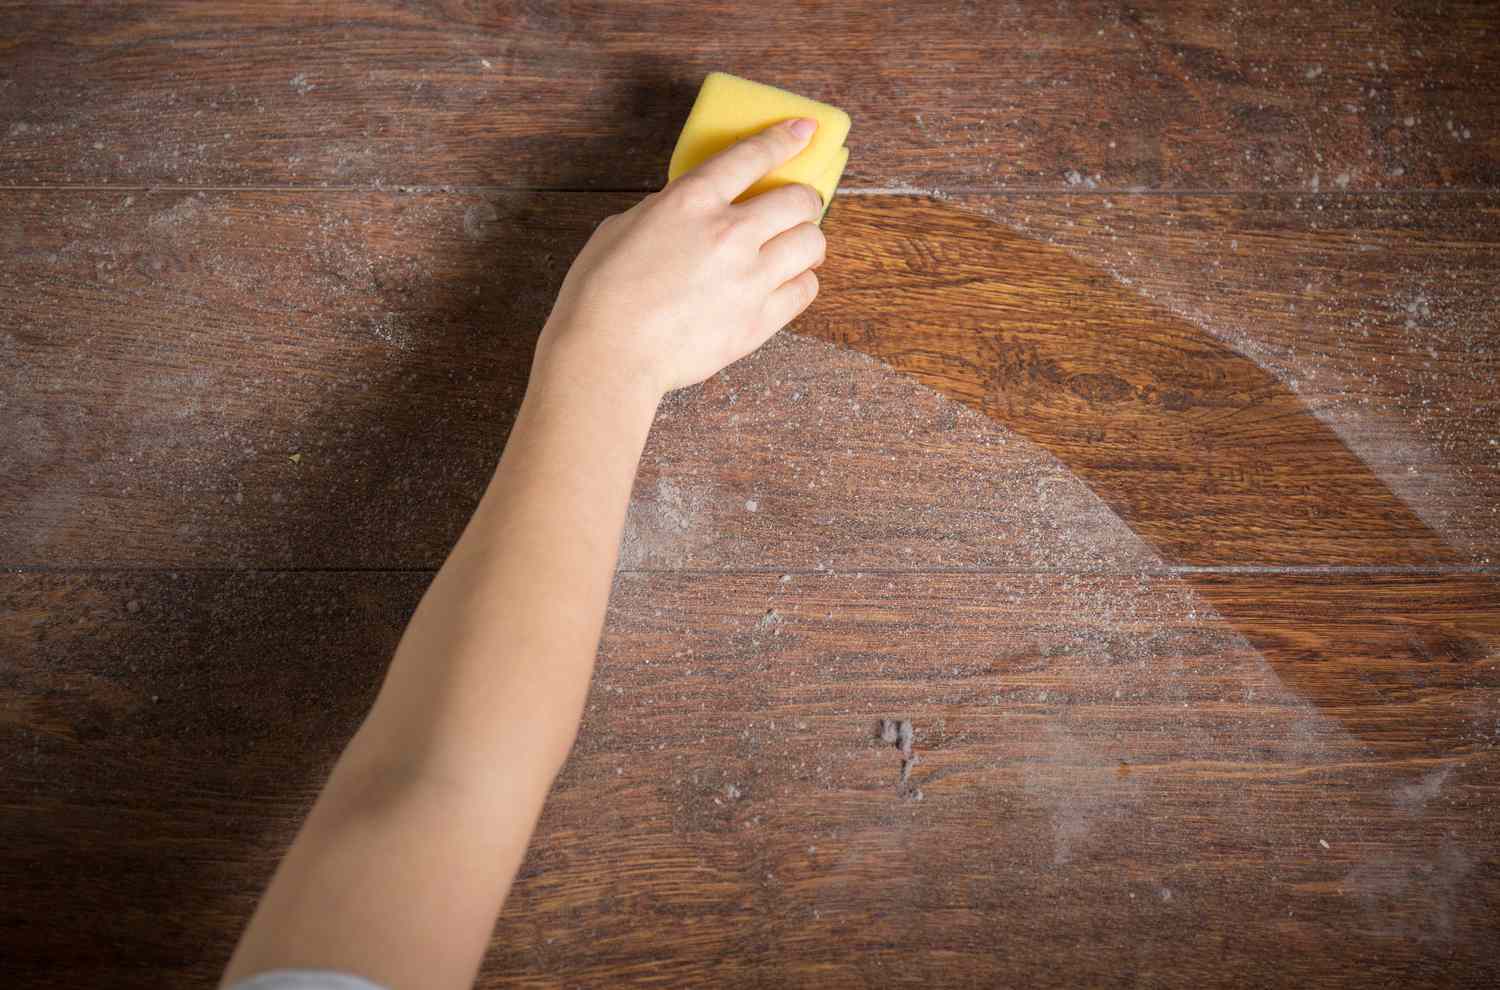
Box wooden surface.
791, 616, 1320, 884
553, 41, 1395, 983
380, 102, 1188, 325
3, 1, 1499, 191
3, 2, 1499, 987
5, 571, 1498, 987
4, 191, 1495, 568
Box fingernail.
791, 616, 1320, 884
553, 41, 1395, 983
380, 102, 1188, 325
788, 118, 817, 140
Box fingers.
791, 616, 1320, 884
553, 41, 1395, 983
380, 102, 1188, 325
688, 118, 817, 204
735, 182, 823, 241
759, 221, 826, 288
760, 269, 820, 337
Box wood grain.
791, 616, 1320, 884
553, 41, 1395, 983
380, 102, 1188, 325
1184, 573, 1500, 755
0, 188, 1159, 572
3, 1, 1497, 191
4, 191, 1497, 568
5, 4, 1499, 987
802, 195, 1499, 566
957, 190, 1500, 562
0, 188, 576, 568
3, 570, 1496, 987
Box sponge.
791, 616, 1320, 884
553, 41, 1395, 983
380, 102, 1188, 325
668, 72, 851, 219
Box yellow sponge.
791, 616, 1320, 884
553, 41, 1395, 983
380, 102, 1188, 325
668, 72, 851, 218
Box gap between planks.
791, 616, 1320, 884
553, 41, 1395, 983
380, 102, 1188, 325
3, 185, 1499, 197
5, 564, 1497, 577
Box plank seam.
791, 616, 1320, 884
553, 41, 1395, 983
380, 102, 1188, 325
2, 185, 1497, 197
4, 565, 1496, 577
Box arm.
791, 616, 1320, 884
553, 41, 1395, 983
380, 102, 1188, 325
221, 117, 827, 990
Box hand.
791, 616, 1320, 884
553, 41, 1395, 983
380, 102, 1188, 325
534, 118, 827, 400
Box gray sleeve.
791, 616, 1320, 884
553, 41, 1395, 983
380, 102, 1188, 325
228, 970, 389, 990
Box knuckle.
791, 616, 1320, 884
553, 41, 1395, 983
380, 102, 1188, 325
669, 175, 718, 211
711, 215, 742, 247
726, 210, 761, 241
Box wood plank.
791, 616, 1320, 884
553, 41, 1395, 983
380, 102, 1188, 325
1, 188, 575, 568
0, 188, 1154, 571
3, 570, 1497, 987
1184, 573, 1500, 755
801, 193, 1500, 566
3, 1, 1498, 191
4, 191, 1496, 568
956, 190, 1500, 564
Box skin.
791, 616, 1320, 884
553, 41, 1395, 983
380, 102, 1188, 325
221, 117, 828, 990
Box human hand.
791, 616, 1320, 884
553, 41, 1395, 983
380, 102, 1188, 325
534, 118, 827, 401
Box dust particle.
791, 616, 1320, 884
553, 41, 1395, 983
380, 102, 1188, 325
463, 201, 499, 242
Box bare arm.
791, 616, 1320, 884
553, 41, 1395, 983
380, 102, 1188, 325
221, 117, 826, 990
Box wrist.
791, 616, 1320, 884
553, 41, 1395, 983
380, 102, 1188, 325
529, 326, 664, 423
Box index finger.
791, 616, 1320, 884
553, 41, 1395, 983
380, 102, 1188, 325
688, 118, 818, 203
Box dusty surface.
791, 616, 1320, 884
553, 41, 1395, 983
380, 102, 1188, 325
2, 2, 1499, 986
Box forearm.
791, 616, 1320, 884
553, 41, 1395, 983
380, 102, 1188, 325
223, 342, 659, 989
368, 341, 659, 779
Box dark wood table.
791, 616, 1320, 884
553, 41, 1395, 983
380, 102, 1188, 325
3, 3, 1497, 986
